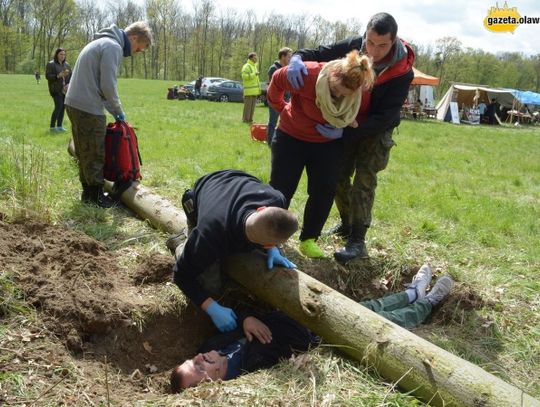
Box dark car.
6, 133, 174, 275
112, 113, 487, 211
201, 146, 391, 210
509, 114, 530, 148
207, 80, 244, 102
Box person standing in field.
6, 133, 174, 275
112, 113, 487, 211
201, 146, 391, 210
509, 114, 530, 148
241, 52, 261, 123
65, 22, 153, 208
267, 47, 292, 145
45, 48, 71, 132
286, 12, 415, 262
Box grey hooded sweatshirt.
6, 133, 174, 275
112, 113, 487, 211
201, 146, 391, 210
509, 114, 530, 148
65, 25, 127, 116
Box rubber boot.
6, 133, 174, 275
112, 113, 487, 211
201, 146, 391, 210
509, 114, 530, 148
328, 218, 351, 239
334, 224, 369, 263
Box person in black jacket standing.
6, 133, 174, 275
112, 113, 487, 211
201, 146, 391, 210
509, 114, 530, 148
169, 170, 298, 334
267, 47, 292, 145
287, 13, 415, 262
45, 48, 71, 132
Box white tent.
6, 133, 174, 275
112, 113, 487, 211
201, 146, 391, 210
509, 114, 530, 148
436, 83, 516, 121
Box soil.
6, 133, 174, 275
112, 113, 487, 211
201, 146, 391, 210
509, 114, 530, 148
0, 219, 488, 404
0, 219, 214, 404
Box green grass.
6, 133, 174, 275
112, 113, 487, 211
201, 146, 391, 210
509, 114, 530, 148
0, 74, 539, 404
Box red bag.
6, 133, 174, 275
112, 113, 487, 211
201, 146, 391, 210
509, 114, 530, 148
104, 121, 142, 183
250, 123, 267, 142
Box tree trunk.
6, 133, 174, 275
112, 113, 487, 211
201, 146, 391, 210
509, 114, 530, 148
65, 140, 540, 406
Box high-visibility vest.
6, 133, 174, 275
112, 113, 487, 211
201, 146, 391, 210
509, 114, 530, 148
241, 59, 261, 96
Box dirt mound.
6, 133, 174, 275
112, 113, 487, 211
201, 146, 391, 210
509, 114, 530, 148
133, 253, 174, 284
0, 220, 132, 339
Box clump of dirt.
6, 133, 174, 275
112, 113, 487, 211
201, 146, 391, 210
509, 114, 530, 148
0, 220, 132, 339
133, 253, 174, 284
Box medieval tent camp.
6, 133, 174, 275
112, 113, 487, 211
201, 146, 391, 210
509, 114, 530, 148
408, 67, 440, 107
435, 83, 540, 122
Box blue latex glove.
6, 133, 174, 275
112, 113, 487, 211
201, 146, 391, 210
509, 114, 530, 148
316, 123, 343, 140
206, 301, 238, 332
115, 112, 126, 122
267, 247, 297, 270
287, 55, 308, 89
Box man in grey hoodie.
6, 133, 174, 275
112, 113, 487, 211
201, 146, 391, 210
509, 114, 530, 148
66, 21, 153, 208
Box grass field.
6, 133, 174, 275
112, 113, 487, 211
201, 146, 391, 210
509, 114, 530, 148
0, 73, 539, 405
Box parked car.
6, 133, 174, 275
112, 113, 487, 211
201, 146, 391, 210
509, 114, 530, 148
182, 80, 196, 93
207, 80, 244, 102
200, 77, 227, 98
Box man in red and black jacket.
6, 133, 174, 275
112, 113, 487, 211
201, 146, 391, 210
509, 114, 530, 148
287, 12, 415, 262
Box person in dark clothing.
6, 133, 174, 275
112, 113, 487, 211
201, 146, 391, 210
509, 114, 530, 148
45, 48, 71, 132
34, 71, 41, 84
170, 310, 318, 392
486, 98, 499, 125
195, 76, 203, 98
267, 47, 292, 146
169, 170, 298, 333
170, 264, 454, 392
287, 12, 415, 263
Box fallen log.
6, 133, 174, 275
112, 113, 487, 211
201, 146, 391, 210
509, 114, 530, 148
67, 141, 539, 406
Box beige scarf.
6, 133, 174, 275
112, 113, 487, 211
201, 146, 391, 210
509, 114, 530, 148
315, 60, 361, 128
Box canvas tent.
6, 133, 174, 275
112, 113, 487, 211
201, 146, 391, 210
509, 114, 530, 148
409, 67, 440, 107
435, 83, 518, 121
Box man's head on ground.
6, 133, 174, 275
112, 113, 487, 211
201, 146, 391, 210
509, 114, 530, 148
248, 52, 258, 63
170, 350, 228, 393
125, 21, 153, 53
245, 207, 298, 247
364, 12, 398, 63
328, 50, 375, 97
278, 47, 293, 66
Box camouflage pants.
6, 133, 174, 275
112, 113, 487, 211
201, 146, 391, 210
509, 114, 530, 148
335, 129, 395, 227
66, 106, 106, 186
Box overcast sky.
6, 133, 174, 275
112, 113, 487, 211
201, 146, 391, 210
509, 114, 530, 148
109, 0, 540, 55
209, 0, 540, 54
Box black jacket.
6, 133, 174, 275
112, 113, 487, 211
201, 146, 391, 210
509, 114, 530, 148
296, 36, 415, 139
45, 60, 71, 96
173, 170, 287, 306
199, 311, 316, 375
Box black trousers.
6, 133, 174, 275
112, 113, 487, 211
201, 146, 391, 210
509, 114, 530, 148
270, 129, 343, 241
50, 92, 65, 128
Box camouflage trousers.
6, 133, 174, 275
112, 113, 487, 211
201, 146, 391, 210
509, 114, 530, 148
335, 128, 395, 227
66, 106, 106, 186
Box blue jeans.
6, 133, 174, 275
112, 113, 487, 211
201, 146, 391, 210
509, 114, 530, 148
267, 107, 279, 146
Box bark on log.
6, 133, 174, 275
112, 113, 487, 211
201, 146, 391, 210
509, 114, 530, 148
225, 253, 539, 407
66, 141, 539, 406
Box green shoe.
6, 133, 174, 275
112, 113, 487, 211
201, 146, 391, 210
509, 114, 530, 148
299, 239, 325, 258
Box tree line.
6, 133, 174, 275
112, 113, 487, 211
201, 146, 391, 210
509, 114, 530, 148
1, 0, 539, 95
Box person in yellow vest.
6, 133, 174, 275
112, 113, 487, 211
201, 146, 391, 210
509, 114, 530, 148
241, 52, 261, 123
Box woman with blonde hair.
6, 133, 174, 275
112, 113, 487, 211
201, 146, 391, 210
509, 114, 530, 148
267, 50, 375, 258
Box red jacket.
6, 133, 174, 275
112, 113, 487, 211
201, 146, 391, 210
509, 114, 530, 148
267, 62, 332, 143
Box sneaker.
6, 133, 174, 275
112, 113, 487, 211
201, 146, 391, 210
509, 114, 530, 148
299, 239, 325, 258
425, 275, 454, 306
49, 127, 57, 133
406, 264, 433, 300
56, 126, 67, 132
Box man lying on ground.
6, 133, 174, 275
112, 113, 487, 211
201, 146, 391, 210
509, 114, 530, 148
170, 264, 454, 392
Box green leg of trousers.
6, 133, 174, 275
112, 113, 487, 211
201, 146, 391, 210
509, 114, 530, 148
360, 292, 433, 329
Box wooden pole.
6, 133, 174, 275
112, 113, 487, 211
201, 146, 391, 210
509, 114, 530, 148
67, 141, 539, 406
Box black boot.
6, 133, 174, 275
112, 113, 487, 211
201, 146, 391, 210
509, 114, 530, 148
328, 219, 351, 238
85, 186, 115, 208
334, 224, 369, 263
81, 183, 91, 203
